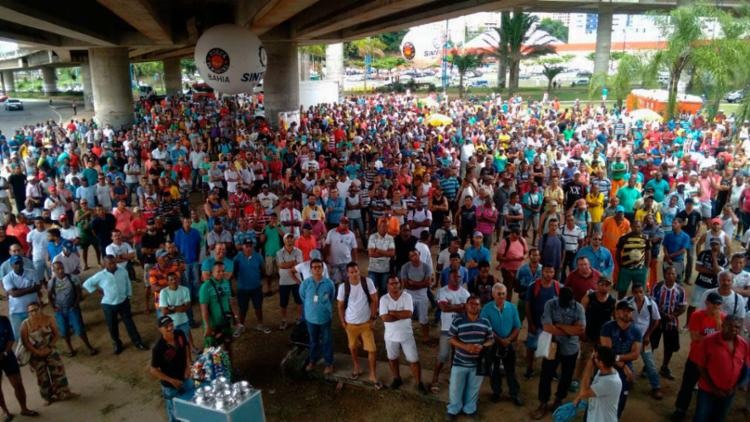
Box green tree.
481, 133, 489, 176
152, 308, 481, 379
180, 58, 197, 76
542, 64, 565, 92
299, 44, 326, 79
351, 37, 387, 90
449, 49, 483, 98
538, 18, 568, 43
588, 53, 644, 108
376, 30, 407, 54
484, 12, 556, 94
646, 4, 747, 119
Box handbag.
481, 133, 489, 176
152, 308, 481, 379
14, 321, 30, 366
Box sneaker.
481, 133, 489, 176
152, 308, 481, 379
232, 324, 246, 338
660, 367, 676, 380
255, 324, 272, 334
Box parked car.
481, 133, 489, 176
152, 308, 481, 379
469, 79, 489, 88
570, 76, 590, 87
4, 99, 23, 111
725, 89, 745, 103
0, 94, 7, 102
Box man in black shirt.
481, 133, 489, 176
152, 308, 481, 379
150, 315, 192, 422
393, 224, 417, 273
7, 166, 26, 213
91, 205, 116, 256
0, 227, 19, 264
676, 199, 702, 285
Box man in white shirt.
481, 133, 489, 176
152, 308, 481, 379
407, 202, 432, 239
279, 198, 303, 238
26, 217, 49, 282
189, 146, 207, 191
257, 184, 279, 214
729, 253, 750, 332
430, 268, 470, 393
367, 220, 395, 295
701, 270, 747, 319
58, 215, 80, 243
574, 345, 622, 422
626, 283, 663, 400
325, 217, 358, 284
336, 263, 380, 386
379, 275, 426, 393
105, 230, 135, 278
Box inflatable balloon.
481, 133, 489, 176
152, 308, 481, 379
194, 24, 266, 94
400, 26, 446, 68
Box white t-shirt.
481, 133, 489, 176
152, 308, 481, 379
628, 296, 661, 340
337, 278, 377, 324
587, 371, 622, 422
257, 192, 279, 211
437, 285, 470, 331
415, 241, 433, 273
159, 285, 191, 327
60, 226, 80, 241
408, 208, 432, 238
279, 208, 303, 238
379, 291, 415, 342
700, 288, 747, 319
326, 229, 357, 265
105, 242, 134, 269
27, 229, 49, 261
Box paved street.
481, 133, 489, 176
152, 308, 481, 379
0, 99, 84, 136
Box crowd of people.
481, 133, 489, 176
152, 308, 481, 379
0, 91, 750, 422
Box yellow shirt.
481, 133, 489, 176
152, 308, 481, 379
586, 192, 605, 223
635, 208, 662, 225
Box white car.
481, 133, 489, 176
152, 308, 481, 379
4, 99, 22, 111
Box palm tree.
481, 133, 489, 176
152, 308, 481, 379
449, 49, 483, 98
541, 64, 564, 92
646, 4, 747, 119
588, 53, 645, 109
483, 11, 556, 94
351, 37, 386, 90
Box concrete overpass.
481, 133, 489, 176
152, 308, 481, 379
0, 0, 721, 127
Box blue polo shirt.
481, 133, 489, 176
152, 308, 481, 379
299, 276, 336, 324
480, 300, 521, 338
233, 252, 263, 290
174, 228, 202, 264
662, 230, 691, 262
47, 240, 64, 262
464, 246, 490, 281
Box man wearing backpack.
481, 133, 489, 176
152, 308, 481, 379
524, 265, 560, 380
495, 227, 526, 302
336, 262, 380, 388
626, 283, 663, 400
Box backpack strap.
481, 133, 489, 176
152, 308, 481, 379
361, 276, 372, 305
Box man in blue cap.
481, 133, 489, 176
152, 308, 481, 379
1, 255, 41, 339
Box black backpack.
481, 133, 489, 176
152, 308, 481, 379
343, 276, 372, 310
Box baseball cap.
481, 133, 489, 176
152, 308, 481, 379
283, 233, 294, 240
242, 238, 255, 245
156, 249, 168, 258
473, 231, 484, 238
310, 249, 322, 260
158, 315, 173, 327
615, 205, 625, 213
615, 299, 635, 311
339, 216, 350, 224
709, 238, 721, 246
706, 291, 723, 305
9, 256, 22, 265
710, 217, 722, 225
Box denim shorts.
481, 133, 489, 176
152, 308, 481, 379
55, 307, 85, 337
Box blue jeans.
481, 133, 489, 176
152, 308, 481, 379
694, 389, 735, 422
306, 321, 333, 366
447, 365, 484, 416
161, 378, 195, 422
369, 271, 389, 296
641, 349, 660, 389
9, 312, 28, 341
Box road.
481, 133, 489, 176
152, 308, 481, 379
0, 99, 83, 136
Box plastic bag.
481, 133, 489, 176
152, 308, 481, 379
535, 331, 553, 359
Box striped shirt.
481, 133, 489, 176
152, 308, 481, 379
617, 233, 647, 268
652, 282, 686, 330
440, 177, 460, 201
449, 313, 493, 368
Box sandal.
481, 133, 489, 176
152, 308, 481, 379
430, 383, 440, 394
373, 381, 384, 390
350, 371, 363, 380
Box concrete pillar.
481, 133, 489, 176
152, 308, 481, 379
326, 42, 344, 95
593, 7, 613, 76
1, 71, 14, 93
79, 62, 94, 110
89, 47, 134, 128
263, 38, 299, 128
41, 66, 58, 94
163, 57, 182, 96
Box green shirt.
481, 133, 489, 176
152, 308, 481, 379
263, 225, 283, 257
198, 278, 232, 330
611, 162, 627, 181
616, 186, 641, 213
191, 219, 209, 247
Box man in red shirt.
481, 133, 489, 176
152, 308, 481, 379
564, 257, 601, 303
671, 292, 725, 421
692, 315, 748, 421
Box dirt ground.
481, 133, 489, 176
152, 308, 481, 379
5, 204, 749, 421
